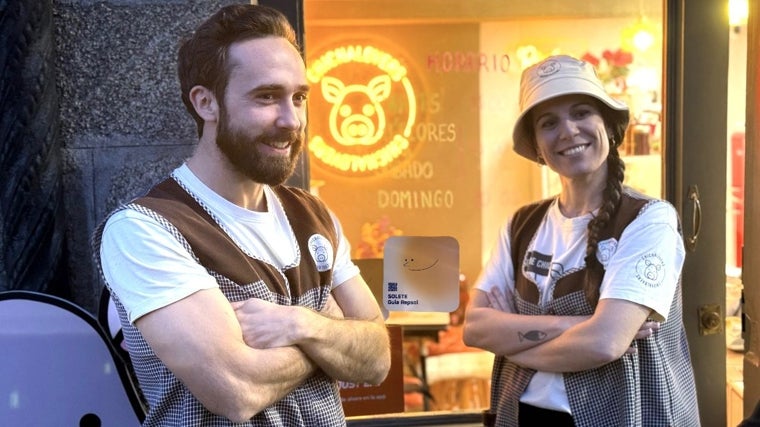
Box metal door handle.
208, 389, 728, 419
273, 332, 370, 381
686, 185, 701, 251
698, 304, 722, 336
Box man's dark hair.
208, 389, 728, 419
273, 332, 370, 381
178, 4, 299, 137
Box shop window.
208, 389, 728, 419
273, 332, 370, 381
303, 0, 664, 420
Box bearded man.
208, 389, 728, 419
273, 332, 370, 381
93, 5, 390, 426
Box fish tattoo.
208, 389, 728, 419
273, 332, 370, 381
518, 330, 548, 342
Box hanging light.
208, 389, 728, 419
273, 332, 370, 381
621, 16, 658, 52
729, 0, 748, 27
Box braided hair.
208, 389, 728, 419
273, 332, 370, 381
582, 104, 627, 305
583, 138, 625, 305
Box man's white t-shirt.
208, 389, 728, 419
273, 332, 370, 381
100, 164, 359, 323
475, 198, 685, 412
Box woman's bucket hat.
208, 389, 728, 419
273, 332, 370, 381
512, 55, 630, 163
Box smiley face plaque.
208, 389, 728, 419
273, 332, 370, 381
382, 236, 459, 312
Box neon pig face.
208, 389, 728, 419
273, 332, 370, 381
321, 75, 391, 147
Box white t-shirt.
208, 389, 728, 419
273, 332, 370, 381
100, 164, 359, 323
475, 197, 685, 411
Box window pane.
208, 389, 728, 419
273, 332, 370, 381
303, 0, 664, 418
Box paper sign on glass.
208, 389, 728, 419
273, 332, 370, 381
382, 236, 459, 312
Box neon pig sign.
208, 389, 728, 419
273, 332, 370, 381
306, 45, 417, 176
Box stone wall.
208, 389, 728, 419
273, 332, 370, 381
0, 0, 307, 314
55, 0, 246, 313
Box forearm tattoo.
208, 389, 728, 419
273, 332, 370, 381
518, 330, 548, 342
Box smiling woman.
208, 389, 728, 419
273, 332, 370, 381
460, 54, 698, 427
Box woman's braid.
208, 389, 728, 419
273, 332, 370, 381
583, 144, 625, 305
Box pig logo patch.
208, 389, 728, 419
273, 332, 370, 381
635, 253, 665, 287
308, 234, 333, 272
306, 44, 418, 176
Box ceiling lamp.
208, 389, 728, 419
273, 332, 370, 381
729, 0, 748, 27
621, 16, 659, 52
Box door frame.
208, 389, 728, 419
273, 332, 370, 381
742, 0, 760, 414
664, 0, 728, 425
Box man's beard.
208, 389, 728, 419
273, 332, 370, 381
216, 111, 303, 186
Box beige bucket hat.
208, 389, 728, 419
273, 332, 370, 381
512, 55, 630, 163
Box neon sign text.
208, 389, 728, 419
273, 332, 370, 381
307, 45, 417, 175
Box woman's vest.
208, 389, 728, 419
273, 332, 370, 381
485, 191, 699, 427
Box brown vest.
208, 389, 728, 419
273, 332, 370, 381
96, 178, 347, 426
486, 190, 679, 427
133, 178, 338, 308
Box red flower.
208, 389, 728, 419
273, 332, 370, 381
581, 52, 600, 67
582, 48, 634, 86
604, 48, 633, 67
